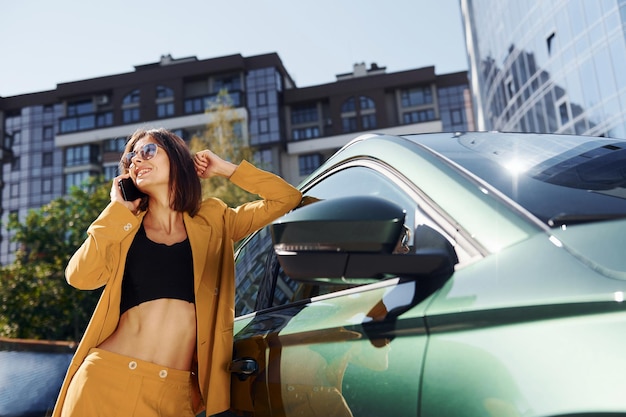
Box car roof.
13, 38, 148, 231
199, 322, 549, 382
399, 131, 626, 226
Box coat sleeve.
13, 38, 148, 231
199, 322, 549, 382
220, 160, 301, 242
65, 201, 141, 290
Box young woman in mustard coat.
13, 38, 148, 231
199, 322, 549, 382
53, 128, 302, 417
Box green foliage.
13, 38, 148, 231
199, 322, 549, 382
190, 89, 257, 207
0, 176, 110, 341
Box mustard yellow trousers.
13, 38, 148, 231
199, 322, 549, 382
60, 348, 195, 417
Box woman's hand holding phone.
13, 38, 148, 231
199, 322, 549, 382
111, 175, 144, 212
119, 177, 145, 201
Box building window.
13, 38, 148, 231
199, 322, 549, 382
43, 126, 54, 141
299, 154, 322, 176
65, 144, 100, 167
122, 108, 140, 123
104, 137, 126, 153
558, 101, 570, 125
505, 75, 517, 102
184, 91, 242, 114
257, 91, 268, 107
10, 183, 18, 198
401, 86, 433, 107
96, 113, 114, 127
254, 149, 275, 173
184, 98, 202, 114
403, 109, 435, 124
67, 100, 94, 117
156, 86, 175, 118
11, 157, 20, 171
122, 89, 141, 123
104, 165, 119, 180
362, 114, 377, 130
360, 96, 375, 110
213, 74, 241, 93
123, 89, 140, 105
259, 118, 269, 134
7, 130, 21, 147
61, 98, 113, 133
157, 102, 175, 118
451, 109, 463, 125
42, 152, 53, 167
341, 97, 356, 113
42, 178, 52, 193
65, 171, 98, 193
438, 85, 468, 131
342, 117, 357, 133
291, 103, 318, 124
341, 96, 376, 132
156, 85, 174, 99
292, 126, 320, 140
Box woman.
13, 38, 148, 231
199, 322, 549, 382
52, 128, 302, 417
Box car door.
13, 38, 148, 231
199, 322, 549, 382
229, 162, 466, 417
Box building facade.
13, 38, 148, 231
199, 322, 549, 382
461, 0, 626, 138
0, 53, 471, 264
283, 63, 472, 181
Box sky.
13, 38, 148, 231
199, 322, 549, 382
0, 0, 468, 97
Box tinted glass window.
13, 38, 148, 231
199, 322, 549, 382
442, 135, 626, 225
409, 134, 626, 226
234, 163, 457, 315
234, 227, 273, 316
270, 166, 421, 308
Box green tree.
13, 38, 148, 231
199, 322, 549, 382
0, 177, 110, 341
189, 89, 257, 207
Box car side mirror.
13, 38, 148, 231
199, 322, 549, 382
271, 196, 457, 283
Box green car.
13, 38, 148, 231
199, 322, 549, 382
228, 132, 626, 417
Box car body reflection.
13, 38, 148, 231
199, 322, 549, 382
232, 280, 422, 416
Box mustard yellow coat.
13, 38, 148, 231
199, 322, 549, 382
52, 161, 302, 417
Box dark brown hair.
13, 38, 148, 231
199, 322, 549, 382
120, 128, 202, 216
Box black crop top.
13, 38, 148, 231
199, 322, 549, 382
120, 224, 194, 314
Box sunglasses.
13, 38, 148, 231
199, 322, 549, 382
123, 143, 160, 168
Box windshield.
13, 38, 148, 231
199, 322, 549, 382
410, 133, 626, 227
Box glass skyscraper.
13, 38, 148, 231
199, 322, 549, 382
461, 0, 626, 138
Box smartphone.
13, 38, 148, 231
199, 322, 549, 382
118, 178, 145, 201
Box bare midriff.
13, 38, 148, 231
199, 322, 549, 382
98, 298, 197, 371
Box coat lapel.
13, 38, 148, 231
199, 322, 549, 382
184, 214, 212, 292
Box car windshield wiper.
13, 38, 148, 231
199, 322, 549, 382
547, 213, 626, 227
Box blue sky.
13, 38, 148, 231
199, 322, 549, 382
1, 0, 468, 97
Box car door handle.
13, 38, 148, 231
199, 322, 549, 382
229, 357, 258, 380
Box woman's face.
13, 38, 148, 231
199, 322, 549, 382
127, 135, 170, 192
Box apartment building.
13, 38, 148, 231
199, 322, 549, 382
283, 63, 472, 182
0, 52, 471, 264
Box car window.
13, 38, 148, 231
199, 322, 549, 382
270, 165, 455, 307
234, 226, 273, 316
233, 163, 460, 316
234, 204, 344, 316
411, 134, 626, 226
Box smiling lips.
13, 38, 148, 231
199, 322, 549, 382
136, 168, 151, 177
